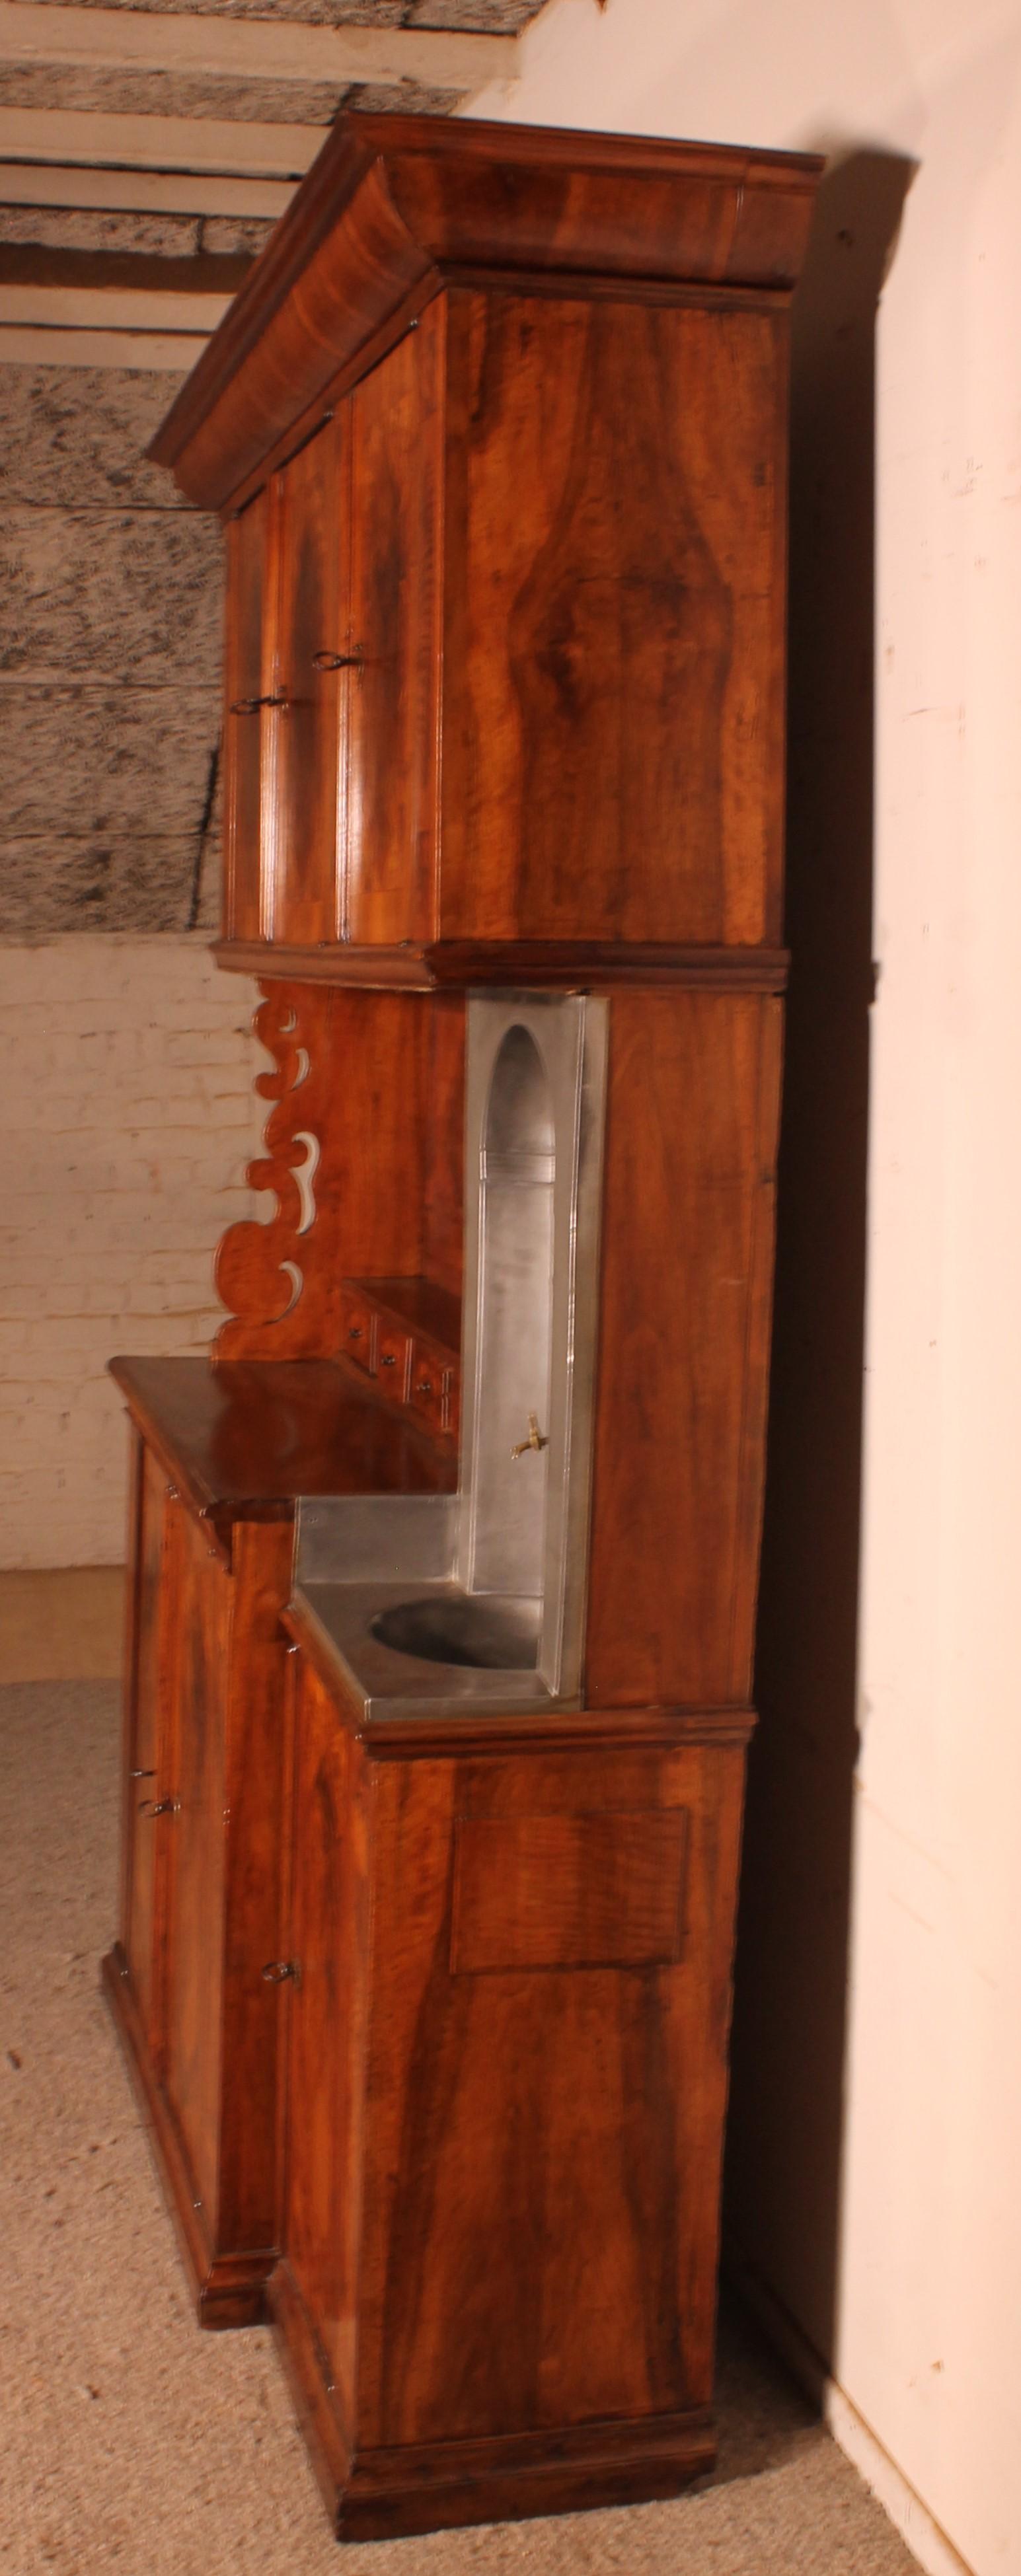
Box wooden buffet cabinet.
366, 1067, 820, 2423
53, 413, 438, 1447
103, 113, 819, 2540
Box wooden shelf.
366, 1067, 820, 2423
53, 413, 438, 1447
108, 1354, 456, 1551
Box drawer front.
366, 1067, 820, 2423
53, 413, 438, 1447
339, 1284, 376, 1375
408, 1340, 455, 1438
377, 1318, 412, 1401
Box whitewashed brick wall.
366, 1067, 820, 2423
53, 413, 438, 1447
0, 936, 261, 1568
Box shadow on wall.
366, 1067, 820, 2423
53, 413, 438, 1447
724, 149, 917, 2377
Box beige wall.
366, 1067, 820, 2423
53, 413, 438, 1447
0, 939, 259, 1568
471, 9, 1021, 2576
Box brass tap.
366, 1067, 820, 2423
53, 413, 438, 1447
511, 1413, 548, 1459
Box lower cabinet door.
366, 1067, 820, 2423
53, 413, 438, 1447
120, 1436, 175, 2064
280, 1656, 369, 2437
159, 1506, 232, 2228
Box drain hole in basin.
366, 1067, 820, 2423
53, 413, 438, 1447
370, 1595, 540, 1672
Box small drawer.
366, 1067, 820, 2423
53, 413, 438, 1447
376, 1319, 412, 1401
408, 1342, 456, 1440
339, 1284, 375, 1376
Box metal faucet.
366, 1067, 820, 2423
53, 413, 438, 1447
511, 1413, 548, 1460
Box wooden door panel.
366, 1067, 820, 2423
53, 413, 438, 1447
283, 1660, 368, 2435
358, 1743, 744, 2448
273, 416, 347, 945
224, 485, 272, 941
122, 1440, 172, 2056
345, 303, 443, 946
162, 1513, 231, 2223
217, 1522, 293, 2250
586, 990, 783, 1708
441, 291, 787, 947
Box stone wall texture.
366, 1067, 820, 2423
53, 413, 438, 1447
0, 938, 261, 1569
0, 363, 225, 938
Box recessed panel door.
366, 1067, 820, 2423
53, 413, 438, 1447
161, 1509, 231, 2226
121, 1438, 174, 2063
344, 302, 443, 947
223, 484, 273, 941
280, 1658, 367, 2434
273, 414, 349, 945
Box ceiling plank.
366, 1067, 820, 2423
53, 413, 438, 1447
0, 106, 326, 176
0, 161, 294, 215
0, 4, 515, 89
0, 242, 252, 292
0, 321, 209, 365
0, 279, 232, 328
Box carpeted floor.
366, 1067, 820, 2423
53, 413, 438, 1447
0, 1677, 921, 2576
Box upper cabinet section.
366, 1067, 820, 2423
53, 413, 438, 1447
152, 115, 821, 979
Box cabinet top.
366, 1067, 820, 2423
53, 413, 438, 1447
150, 110, 822, 511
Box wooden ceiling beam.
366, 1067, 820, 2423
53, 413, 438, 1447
0, 241, 252, 294
0, 278, 232, 328
0, 106, 328, 177
0, 321, 209, 364
0, 160, 294, 216
0, 4, 516, 90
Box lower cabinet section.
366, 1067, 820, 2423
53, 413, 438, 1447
104, 1428, 751, 2535
104, 1429, 293, 2326
265, 1650, 749, 2538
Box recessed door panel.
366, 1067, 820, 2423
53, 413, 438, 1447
223, 486, 272, 941
345, 303, 443, 946
162, 1511, 231, 2225
274, 415, 348, 945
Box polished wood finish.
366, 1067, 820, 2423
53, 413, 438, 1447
104, 1358, 457, 2322
266, 1652, 745, 2534
213, 981, 465, 1362
272, 410, 346, 946
105, 1447, 293, 2323
441, 291, 788, 948
110, 108, 821, 2541
152, 112, 817, 978
108, 1354, 454, 1545
212, 938, 790, 990
586, 991, 784, 1708
338, 1274, 460, 1439
345, 302, 443, 945
150, 114, 820, 513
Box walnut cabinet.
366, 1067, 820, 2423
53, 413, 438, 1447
104, 113, 820, 2542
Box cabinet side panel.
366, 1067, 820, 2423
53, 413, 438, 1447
422, 995, 465, 1298
224, 488, 272, 943
272, 414, 346, 945
161, 1510, 231, 2225
217, 1522, 294, 2248
586, 992, 782, 1709
441, 292, 788, 947
282, 1660, 369, 2435
346, 299, 443, 946
357, 1743, 745, 2450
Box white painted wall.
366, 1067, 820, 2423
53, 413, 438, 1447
469, 8, 1021, 2575
0, 939, 260, 1569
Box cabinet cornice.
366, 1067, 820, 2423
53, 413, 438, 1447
149, 111, 821, 511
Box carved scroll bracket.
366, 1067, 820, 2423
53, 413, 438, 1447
214, 983, 332, 1362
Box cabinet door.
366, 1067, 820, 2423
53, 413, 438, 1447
160, 1508, 231, 2225
280, 1658, 368, 2434
223, 484, 274, 941
272, 414, 348, 945
120, 1439, 176, 2064
344, 303, 443, 946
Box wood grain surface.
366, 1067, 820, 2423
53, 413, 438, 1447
345, 301, 443, 945
441, 291, 787, 948
150, 114, 820, 512
586, 990, 784, 1708
270, 1693, 746, 2532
